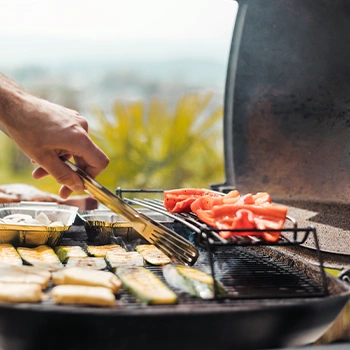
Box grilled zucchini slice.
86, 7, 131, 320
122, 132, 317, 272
52, 285, 116, 307
54, 246, 87, 263
52, 267, 122, 293
65, 257, 107, 270
0, 265, 51, 289
117, 266, 177, 305
0, 244, 23, 266
105, 252, 144, 272
87, 244, 126, 257
163, 264, 226, 299
135, 244, 171, 265
17, 245, 63, 269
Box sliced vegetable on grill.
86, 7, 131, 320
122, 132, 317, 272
0, 265, 51, 289
0, 244, 23, 266
117, 266, 178, 305
65, 257, 107, 270
135, 244, 171, 265
17, 245, 63, 269
54, 246, 87, 263
52, 285, 116, 307
164, 188, 287, 242
52, 266, 122, 293
163, 264, 226, 299
163, 188, 222, 213
0, 282, 43, 303
87, 244, 126, 257
105, 252, 144, 272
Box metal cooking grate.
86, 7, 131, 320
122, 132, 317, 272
116, 190, 328, 299
61, 227, 326, 304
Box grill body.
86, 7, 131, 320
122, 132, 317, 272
0, 228, 348, 350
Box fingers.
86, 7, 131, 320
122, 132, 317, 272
32, 167, 49, 179
33, 154, 85, 198
73, 142, 109, 179
59, 185, 74, 199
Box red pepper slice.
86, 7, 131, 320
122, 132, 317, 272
163, 188, 222, 213
163, 188, 287, 242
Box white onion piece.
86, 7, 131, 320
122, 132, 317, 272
3, 214, 33, 223
35, 212, 51, 225
25, 218, 42, 225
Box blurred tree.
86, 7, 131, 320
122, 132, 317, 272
91, 92, 224, 192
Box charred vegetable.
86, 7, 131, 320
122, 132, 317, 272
135, 244, 171, 265
116, 266, 177, 305
87, 244, 126, 257
163, 264, 226, 299
54, 246, 87, 263
0, 244, 23, 266
105, 252, 144, 272
17, 245, 62, 269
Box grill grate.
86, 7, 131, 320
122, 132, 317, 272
116, 190, 328, 299
61, 227, 326, 304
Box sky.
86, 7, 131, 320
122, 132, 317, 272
0, 0, 238, 67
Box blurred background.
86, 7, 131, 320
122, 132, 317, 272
0, 0, 237, 194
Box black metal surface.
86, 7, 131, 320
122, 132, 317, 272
214, 0, 350, 204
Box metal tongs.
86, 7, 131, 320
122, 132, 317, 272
63, 159, 199, 266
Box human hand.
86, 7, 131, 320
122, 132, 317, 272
0, 82, 109, 199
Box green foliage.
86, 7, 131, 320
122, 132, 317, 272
91, 92, 224, 191
0, 133, 60, 193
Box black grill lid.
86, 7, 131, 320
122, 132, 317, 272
218, 0, 350, 204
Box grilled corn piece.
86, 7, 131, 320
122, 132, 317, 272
87, 244, 126, 257
105, 252, 144, 272
117, 266, 177, 305
135, 244, 171, 265
54, 246, 87, 263
0, 244, 23, 266
163, 264, 226, 299
65, 257, 107, 270
17, 245, 63, 270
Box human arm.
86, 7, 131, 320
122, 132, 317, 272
0, 73, 109, 199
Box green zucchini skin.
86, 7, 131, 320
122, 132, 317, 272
116, 266, 178, 305
54, 246, 87, 263
163, 264, 226, 299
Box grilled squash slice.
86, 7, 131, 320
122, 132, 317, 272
87, 244, 126, 257
52, 285, 116, 307
163, 264, 226, 299
105, 252, 144, 272
52, 267, 121, 293
17, 245, 63, 269
0, 244, 23, 266
54, 246, 87, 263
0, 282, 42, 303
65, 257, 107, 270
0, 265, 51, 289
117, 266, 177, 305
135, 244, 171, 265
